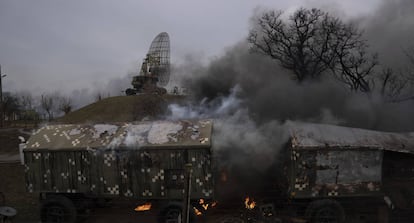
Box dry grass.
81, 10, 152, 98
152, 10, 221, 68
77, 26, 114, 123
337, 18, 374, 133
56, 94, 186, 124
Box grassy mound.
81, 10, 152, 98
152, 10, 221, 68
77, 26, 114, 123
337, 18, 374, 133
57, 94, 186, 124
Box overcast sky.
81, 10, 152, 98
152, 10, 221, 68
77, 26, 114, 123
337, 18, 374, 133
0, 0, 382, 96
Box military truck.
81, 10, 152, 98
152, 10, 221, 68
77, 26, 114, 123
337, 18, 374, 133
20, 120, 213, 223
20, 119, 414, 223
283, 121, 414, 223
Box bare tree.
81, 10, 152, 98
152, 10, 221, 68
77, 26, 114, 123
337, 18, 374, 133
58, 96, 73, 115
377, 68, 408, 101
17, 91, 38, 127
376, 47, 414, 103
19, 91, 33, 110
41, 94, 55, 121
248, 8, 377, 91
2, 93, 20, 124
331, 32, 378, 92
403, 47, 414, 83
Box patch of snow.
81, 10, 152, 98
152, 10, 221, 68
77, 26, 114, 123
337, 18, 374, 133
69, 128, 81, 136
18, 136, 26, 143
92, 124, 118, 139
123, 123, 152, 147
108, 136, 123, 149
148, 122, 183, 144
287, 121, 414, 150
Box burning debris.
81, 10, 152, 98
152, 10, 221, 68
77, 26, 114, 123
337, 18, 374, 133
134, 203, 151, 212
198, 198, 217, 211
199, 199, 209, 210
192, 199, 218, 216
193, 207, 202, 216
244, 197, 256, 210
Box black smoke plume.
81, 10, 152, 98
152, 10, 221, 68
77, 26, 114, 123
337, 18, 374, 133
168, 0, 414, 204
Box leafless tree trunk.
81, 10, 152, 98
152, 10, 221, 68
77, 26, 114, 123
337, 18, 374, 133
2, 94, 20, 126
58, 96, 73, 115
377, 68, 407, 101
18, 91, 34, 127
41, 94, 54, 121
377, 47, 414, 103
403, 47, 414, 83
19, 91, 33, 111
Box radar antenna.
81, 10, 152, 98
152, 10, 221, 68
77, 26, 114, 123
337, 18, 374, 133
126, 32, 170, 95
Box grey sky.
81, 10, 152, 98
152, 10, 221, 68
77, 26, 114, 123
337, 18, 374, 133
0, 0, 381, 97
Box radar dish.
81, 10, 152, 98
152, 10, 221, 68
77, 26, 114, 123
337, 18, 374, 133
125, 32, 171, 95
147, 32, 170, 86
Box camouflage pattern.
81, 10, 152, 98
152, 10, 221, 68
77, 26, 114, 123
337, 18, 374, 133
23, 120, 214, 200
286, 121, 414, 199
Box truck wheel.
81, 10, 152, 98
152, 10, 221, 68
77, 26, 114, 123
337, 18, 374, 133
305, 199, 345, 223
40, 195, 77, 223
158, 203, 196, 223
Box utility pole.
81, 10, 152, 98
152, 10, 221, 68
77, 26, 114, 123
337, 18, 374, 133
183, 163, 193, 223
0, 65, 6, 128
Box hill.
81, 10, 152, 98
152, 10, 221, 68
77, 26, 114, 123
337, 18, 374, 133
57, 94, 186, 124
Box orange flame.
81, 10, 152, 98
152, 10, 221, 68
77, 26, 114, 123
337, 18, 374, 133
244, 197, 256, 210
134, 203, 152, 211
199, 199, 209, 210
193, 207, 202, 216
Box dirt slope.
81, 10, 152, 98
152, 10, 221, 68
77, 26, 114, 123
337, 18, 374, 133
57, 94, 186, 124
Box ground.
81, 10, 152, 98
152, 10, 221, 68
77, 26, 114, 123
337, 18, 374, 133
0, 162, 38, 222
56, 94, 186, 124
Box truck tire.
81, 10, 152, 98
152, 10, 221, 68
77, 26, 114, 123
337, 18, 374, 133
40, 195, 77, 223
305, 199, 345, 223
158, 202, 196, 223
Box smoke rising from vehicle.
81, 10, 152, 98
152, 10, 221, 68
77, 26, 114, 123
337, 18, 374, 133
165, 0, 414, 200
178, 42, 413, 132
168, 85, 290, 201
175, 0, 414, 132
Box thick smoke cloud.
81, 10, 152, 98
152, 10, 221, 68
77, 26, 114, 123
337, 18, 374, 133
182, 42, 414, 131
165, 0, 414, 201
68, 68, 135, 109
168, 86, 290, 201
178, 0, 414, 132
363, 0, 414, 69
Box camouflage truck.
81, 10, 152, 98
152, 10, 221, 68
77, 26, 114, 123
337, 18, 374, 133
20, 120, 214, 223
283, 121, 414, 223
